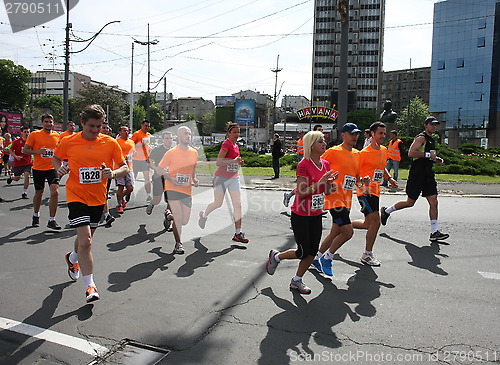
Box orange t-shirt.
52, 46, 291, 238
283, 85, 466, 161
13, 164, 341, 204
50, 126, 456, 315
131, 130, 152, 161
59, 130, 74, 141
117, 138, 135, 168
159, 145, 198, 196
321, 144, 360, 209
25, 129, 60, 170
356, 145, 387, 198
54, 132, 125, 206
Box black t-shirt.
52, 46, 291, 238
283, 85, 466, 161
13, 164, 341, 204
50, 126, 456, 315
272, 139, 282, 158
149, 145, 169, 177
409, 132, 435, 177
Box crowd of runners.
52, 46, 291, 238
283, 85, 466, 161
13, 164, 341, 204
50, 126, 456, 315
0, 105, 449, 301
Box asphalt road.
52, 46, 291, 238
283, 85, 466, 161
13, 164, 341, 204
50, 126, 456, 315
0, 175, 499, 364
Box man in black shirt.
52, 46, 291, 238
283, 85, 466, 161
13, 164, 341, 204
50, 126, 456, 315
271, 133, 283, 179
380, 117, 449, 242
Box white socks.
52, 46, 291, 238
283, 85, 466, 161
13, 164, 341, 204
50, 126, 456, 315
430, 220, 438, 234
385, 205, 397, 214
83, 274, 95, 289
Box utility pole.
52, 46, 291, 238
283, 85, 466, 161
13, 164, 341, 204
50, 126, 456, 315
337, 0, 349, 134
129, 42, 134, 131
271, 55, 282, 141
62, 0, 71, 130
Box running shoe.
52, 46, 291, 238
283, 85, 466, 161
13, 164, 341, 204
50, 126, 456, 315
174, 242, 185, 254
146, 204, 154, 215
232, 232, 249, 243
6, 176, 12, 185
65, 252, 80, 281
116, 206, 124, 214
163, 210, 172, 231
319, 257, 333, 276
266, 249, 280, 275
311, 259, 323, 273
104, 215, 115, 228
32, 216, 40, 227
361, 253, 381, 266
47, 220, 61, 230
380, 206, 390, 226
289, 278, 311, 294
429, 230, 449, 241
85, 286, 100, 303
21, 193, 28, 199
283, 192, 292, 207
198, 211, 207, 229
121, 199, 126, 208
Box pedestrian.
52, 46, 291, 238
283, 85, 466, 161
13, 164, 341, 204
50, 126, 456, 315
198, 122, 249, 244
380, 117, 449, 242
283, 125, 324, 207
382, 130, 403, 186
59, 121, 76, 141
311, 123, 364, 276
53, 104, 128, 303
352, 122, 398, 266
131, 120, 153, 202
22, 114, 61, 229
271, 133, 283, 179
266, 131, 336, 294
146, 131, 173, 219
363, 129, 371, 148
7, 126, 32, 199
2, 133, 12, 176
115, 126, 135, 214
296, 130, 305, 162
159, 126, 199, 254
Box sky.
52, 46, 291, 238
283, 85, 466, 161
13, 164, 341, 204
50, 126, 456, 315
0, 0, 437, 105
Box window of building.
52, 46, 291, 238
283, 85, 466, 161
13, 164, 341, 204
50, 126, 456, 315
474, 93, 482, 101
477, 37, 485, 47
437, 60, 445, 70
456, 58, 464, 68
478, 19, 486, 29
475, 74, 484, 83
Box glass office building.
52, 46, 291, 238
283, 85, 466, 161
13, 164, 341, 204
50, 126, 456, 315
311, 0, 385, 111
430, 0, 500, 147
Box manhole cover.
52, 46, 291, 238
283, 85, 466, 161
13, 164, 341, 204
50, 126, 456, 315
92, 340, 170, 365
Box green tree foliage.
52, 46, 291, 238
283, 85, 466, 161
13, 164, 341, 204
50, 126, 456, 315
200, 109, 216, 135
133, 105, 146, 130
0, 59, 31, 111
148, 103, 164, 133
137, 93, 157, 110
396, 96, 430, 138
33, 95, 63, 122
73, 83, 128, 132
347, 109, 379, 131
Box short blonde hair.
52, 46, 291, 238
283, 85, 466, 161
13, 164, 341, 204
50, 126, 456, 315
303, 131, 324, 160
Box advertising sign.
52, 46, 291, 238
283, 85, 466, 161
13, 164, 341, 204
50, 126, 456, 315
235, 99, 255, 127
296, 106, 338, 122
216, 96, 235, 106
1, 111, 23, 135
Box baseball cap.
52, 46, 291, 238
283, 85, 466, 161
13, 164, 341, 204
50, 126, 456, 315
424, 117, 439, 125
341, 123, 361, 133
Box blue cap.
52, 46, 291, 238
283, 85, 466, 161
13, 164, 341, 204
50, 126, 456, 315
341, 123, 361, 133
424, 117, 439, 124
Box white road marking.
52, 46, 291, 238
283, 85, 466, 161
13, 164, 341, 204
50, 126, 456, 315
478, 271, 500, 280
0, 316, 109, 356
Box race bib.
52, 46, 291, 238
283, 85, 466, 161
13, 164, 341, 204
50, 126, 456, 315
311, 193, 324, 210
79, 167, 102, 184
142, 138, 150, 146
42, 149, 54, 158
227, 163, 239, 173
373, 169, 384, 183
176, 173, 190, 186
342, 175, 356, 191
125, 154, 133, 162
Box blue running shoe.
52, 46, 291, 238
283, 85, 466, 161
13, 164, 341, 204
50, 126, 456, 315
319, 257, 333, 276
311, 259, 323, 273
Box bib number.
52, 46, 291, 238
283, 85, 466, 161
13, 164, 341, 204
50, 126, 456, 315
227, 163, 239, 173
373, 169, 384, 183
79, 167, 102, 184
142, 138, 150, 146
125, 154, 133, 162
176, 173, 190, 186
42, 149, 54, 158
342, 175, 356, 191
311, 193, 324, 210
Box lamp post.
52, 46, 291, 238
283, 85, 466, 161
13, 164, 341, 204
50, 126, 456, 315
271, 55, 282, 143
150, 68, 172, 128
133, 23, 159, 121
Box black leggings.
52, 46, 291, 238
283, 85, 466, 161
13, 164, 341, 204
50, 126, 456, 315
291, 212, 323, 259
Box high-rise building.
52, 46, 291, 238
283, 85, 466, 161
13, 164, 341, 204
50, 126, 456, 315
311, 0, 385, 111
430, 0, 500, 148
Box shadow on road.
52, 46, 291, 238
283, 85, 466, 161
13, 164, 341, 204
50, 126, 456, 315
106, 224, 166, 252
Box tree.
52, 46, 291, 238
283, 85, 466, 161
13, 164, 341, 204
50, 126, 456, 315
137, 93, 157, 110
0, 59, 31, 111
200, 109, 216, 135
396, 96, 431, 137
347, 109, 379, 131
33, 95, 63, 123
73, 83, 128, 132
133, 105, 146, 130
148, 104, 164, 133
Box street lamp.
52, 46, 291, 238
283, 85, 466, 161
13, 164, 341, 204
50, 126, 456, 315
133, 23, 159, 121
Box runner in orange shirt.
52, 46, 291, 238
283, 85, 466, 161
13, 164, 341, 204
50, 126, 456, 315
53, 104, 128, 303
115, 126, 136, 214
59, 121, 76, 141
131, 120, 153, 202
311, 123, 366, 276
23, 114, 62, 229
353, 122, 398, 266
159, 126, 199, 254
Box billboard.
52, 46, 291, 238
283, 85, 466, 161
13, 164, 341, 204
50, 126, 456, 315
216, 96, 235, 106
1, 111, 23, 135
235, 99, 255, 127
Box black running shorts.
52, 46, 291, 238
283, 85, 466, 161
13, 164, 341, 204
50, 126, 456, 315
291, 212, 322, 259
